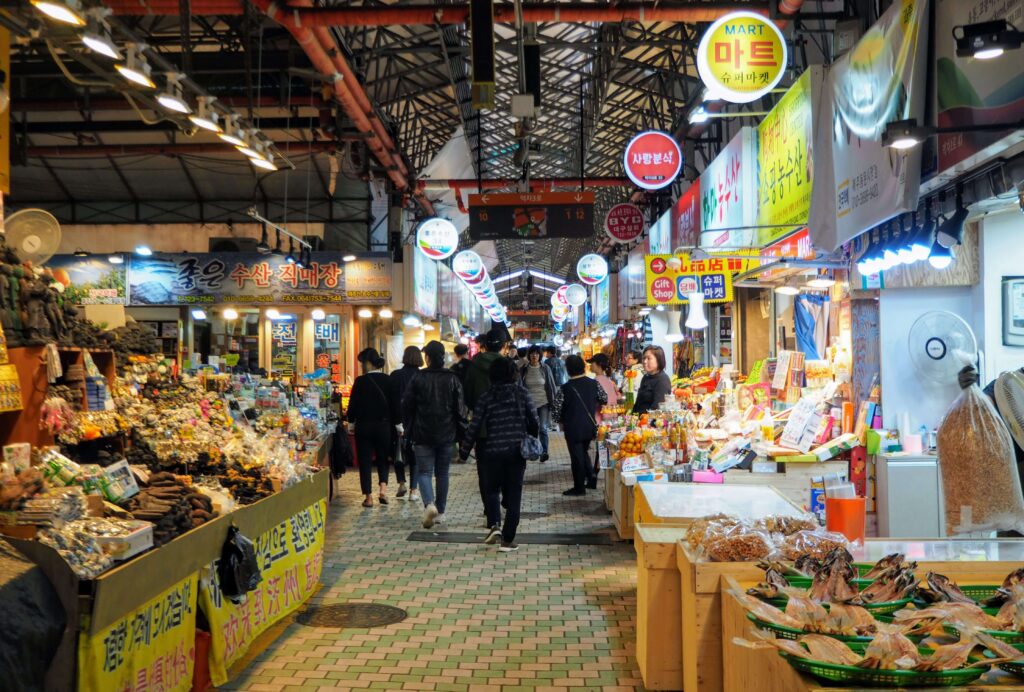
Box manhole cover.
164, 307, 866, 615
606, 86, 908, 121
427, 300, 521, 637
296, 603, 407, 629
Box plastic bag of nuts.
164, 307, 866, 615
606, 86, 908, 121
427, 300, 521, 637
704, 530, 774, 562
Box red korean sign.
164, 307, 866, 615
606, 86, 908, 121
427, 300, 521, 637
760, 228, 814, 280
696, 11, 787, 104
623, 131, 682, 191
671, 184, 701, 249
604, 203, 645, 243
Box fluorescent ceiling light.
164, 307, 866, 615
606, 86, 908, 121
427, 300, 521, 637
528, 270, 566, 284
156, 74, 191, 114
775, 285, 800, 295
379, 308, 393, 318
343, 254, 357, 262
358, 308, 373, 318
250, 155, 277, 171
188, 97, 221, 133
31, 0, 85, 25
107, 254, 124, 264
493, 271, 524, 284
82, 32, 120, 60
115, 44, 155, 89
265, 308, 281, 319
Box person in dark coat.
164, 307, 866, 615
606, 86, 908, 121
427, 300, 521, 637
347, 347, 400, 507
403, 340, 467, 529
390, 346, 423, 500
632, 345, 672, 415
459, 357, 538, 552
450, 343, 472, 387
554, 355, 607, 495
544, 346, 568, 386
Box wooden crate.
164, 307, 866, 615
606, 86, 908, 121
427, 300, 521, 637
604, 464, 617, 513
612, 473, 635, 540
722, 460, 847, 510
635, 525, 690, 690
676, 541, 765, 692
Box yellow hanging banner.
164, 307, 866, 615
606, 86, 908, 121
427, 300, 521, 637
78, 573, 199, 692
199, 498, 326, 685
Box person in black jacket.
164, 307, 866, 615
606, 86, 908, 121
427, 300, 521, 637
459, 357, 538, 553
390, 346, 423, 500
554, 355, 608, 495
450, 343, 472, 388
403, 341, 468, 529
347, 347, 400, 508
632, 345, 672, 415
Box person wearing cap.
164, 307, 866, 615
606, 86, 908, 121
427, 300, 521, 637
553, 355, 607, 494
347, 347, 400, 508
403, 341, 468, 528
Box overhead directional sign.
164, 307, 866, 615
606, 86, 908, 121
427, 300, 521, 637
468, 191, 595, 240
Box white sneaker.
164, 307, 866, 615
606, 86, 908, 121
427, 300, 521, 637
422, 503, 439, 529
435, 513, 446, 525
410, 489, 420, 502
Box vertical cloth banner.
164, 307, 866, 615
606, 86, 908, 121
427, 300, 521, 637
810, 0, 930, 251
755, 66, 825, 246
199, 499, 327, 685
700, 127, 757, 248
78, 574, 199, 692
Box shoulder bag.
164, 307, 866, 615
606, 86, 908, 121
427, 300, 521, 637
514, 389, 544, 461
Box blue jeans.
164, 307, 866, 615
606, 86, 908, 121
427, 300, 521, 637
414, 443, 453, 514
537, 404, 551, 454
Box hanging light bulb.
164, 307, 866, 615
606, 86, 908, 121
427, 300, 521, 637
285, 238, 296, 264
222, 308, 238, 320
256, 223, 271, 254
156, 73, 191, 114
685, 293, 708, 329
248, 142, 277, 171
928, 236, 955, 269
82, 9, 121, 59
188, 96, 221, 133
294, 246, 307, 269
665, 310, 684, 342
236, 130, 266, 160
31, 0, 85, 26
311, 308, 326, 320
218, 115, 245, 147
115, 43, 156, 89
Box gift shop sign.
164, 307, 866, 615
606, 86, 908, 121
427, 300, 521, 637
79, 573, 199, 692
127, 253, 392, 305
623, 131, 682, 191
200, 499, 326, 685
697, 11, 787, 104
604, 203, 645, 243
645, 254, 735, 306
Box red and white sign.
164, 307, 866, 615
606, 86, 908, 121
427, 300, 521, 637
761, 228, 815, 280
650, 277, 675, 302
649, 257, 667, 274
452, 250, 485, 284
577, 254, 609, 286
623, 131, 683, 191
604, 203, 645, 243
415, 217, 459, 260
672, 184, 701, 250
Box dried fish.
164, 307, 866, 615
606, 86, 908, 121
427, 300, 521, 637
973, 628, 1024, 662
794, 554, 823, 578
863, 553, 907, 579
917, 572, 976, 604
799, 634, 861, 666
783, 587, 830, 632
734, 628, 817, 660
855, 567, 917, 604
747, 564, 791, 599
913, 638, 976, 672
809, 547, 859, 603
895, 602, 1008, 632
730, 589, 806, 629
982, 567, 1024, 608
825, 603, 878, 637
855, 622, 921, 670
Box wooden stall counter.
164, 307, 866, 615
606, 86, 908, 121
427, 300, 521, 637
612, 470, 635, 540
635, 524, 690, 690
635, 482, 804, 527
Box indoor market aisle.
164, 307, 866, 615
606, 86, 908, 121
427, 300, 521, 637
224, 435, 648, 691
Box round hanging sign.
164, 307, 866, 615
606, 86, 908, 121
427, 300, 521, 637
551, 305, 569, 322
577, 254, 608, 286
565, 283, 588, 307
550, 287, 569, 308
604, 203, 645, 243
415, 217, 459, 260
623, 131, 682, 191
452, 250, 485, 284
696, 11, 787, 104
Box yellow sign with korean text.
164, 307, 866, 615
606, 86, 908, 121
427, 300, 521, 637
200, 499, 326, 685
756, 68, 819, 245
697, 11, 787, 104
645, 255, 735, 306
79, 573, 199, 692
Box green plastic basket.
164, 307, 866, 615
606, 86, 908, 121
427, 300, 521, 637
781, 652, 987, 687
766, 594, 913, 616
747, 613, 924, 644
783, 574, 875, 589
944, 624, 1024, 644
998, 661, 1024, 679
913, 585, 1001, 610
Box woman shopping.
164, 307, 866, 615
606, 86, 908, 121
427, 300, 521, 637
519, 345, 556, 462
347, 347, 401, 508
631, 345, 672, 415
554, 355, 607, 495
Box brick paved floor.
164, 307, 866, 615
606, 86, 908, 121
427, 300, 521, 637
224, 434, 648, 691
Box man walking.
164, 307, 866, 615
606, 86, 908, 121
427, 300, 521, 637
450, 343, 472, 387
544, 346, 568, 386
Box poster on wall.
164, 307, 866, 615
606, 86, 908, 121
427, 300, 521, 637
672, 183, 701, 249
755, 66, 824, 246
810, 0, 930, 251
127, 253, 392, 305
48, 254, 127, 305
412, 250, 438, 318
700, 127, 757, 248
932, 0, 1024, 181
645, 254, 736, 306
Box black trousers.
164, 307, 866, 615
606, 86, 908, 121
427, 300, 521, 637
355, 422, 392, 495
567, 438, 596, 490
394, 436, 415, 485
479, 450, 526, 543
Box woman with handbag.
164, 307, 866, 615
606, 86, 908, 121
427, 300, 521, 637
554, 355, 608, 496
347, 348, 401, 508
458, 357, 539, 552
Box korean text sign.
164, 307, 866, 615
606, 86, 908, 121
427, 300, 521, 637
199, 499, 326, 685
623, 131, 682, 191
756, 68, 820, 245
645, 254, 736, 306
697, 11, 786, 104
128, 253, 392, 305
79, 573, 199, 692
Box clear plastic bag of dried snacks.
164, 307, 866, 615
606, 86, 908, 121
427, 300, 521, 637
937, 366, 1024, 534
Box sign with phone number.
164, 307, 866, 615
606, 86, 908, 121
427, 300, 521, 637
644, 254, 735, 306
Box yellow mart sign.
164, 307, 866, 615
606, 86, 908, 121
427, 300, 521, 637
756, 68, 819, 245
697, 11, 787, 104
79, 573, 199, 692
645, 255, 735, 306
200, 498, 326, 685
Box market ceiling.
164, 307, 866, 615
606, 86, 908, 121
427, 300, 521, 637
5, 0, 851, 276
